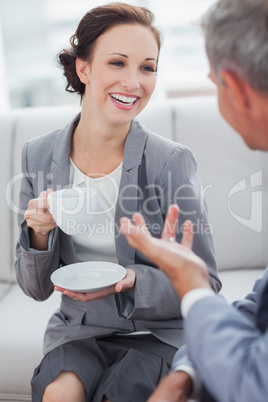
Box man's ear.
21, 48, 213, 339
220, 70, 250, 115
76, 58, 90, 85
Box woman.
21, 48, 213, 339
15, 3, 221, 402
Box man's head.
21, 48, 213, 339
202, 0, 268, 150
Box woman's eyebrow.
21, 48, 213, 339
109, 53, 156, 61
109, 53, 128, 58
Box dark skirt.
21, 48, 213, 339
31, 334, 177, 402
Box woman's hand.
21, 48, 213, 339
120, 204, 211, 299
54, 268, 136, 302
147, 371, 192, 402
24, 188, 57, 250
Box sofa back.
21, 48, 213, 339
1, 96, 268, 283
172, 96, 268, 271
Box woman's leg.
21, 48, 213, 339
42, 371, 86, 402
32, 339, 108, 402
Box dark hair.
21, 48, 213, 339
58, 2, 162, 98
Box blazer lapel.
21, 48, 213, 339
115, 120, 148, 267
50, 114, 81, 263
50, 114, 80, 190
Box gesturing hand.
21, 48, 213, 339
120, 204, 211, 299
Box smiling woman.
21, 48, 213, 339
73, 23, 158, 127
58, 3, 161, 98
14, 3, 220, 402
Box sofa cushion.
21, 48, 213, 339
219, 268, 265, 303
0, 114, 16, 282
0, 284, 60, 399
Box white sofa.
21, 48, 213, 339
0, 96, 267, 401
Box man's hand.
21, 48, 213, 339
120, 205, 211, 299
148, 371, 192, 402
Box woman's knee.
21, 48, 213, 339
42, 371, 86, 402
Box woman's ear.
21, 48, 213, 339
220, 70, 250, 115
76, 58, 91, 85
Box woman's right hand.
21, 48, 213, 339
24, 189, 57, 250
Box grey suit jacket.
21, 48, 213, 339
173, 268, 268, 402
15, 114, 220, 354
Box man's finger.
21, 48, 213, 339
132, 213, 151, 236
132, 212, 146, 226
181, 220, 194, 249
120, 216, 153, 255
120, 217, 133, 236
162, 204, 179, 240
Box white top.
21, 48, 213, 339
69, 158, 151, 337
69, 158, 122, 263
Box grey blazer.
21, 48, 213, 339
15, 114, 221, 354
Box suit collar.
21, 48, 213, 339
123, 119, 148, 171
51, 114, 80, 188
51, 115, 148, 185
115, 119, 149, 266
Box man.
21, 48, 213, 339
120, 0, 268, 401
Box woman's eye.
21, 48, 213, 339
141, 66, 156, 72
109, 61, 124, 67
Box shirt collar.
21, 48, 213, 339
70, 158, 87, 187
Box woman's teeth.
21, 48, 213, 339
111, 93, 137, 105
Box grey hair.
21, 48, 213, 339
202, 0, 268, 95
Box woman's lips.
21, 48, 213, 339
110, 93, 139, 110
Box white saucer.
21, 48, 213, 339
51, 261, 126, 293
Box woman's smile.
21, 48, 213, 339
109, 92, 140, 110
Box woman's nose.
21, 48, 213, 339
120, 69, 140, 91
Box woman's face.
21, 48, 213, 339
78, 24, 159, 127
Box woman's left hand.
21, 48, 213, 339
53, 268, 135, 302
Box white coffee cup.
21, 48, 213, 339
48, 187, 97, 236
